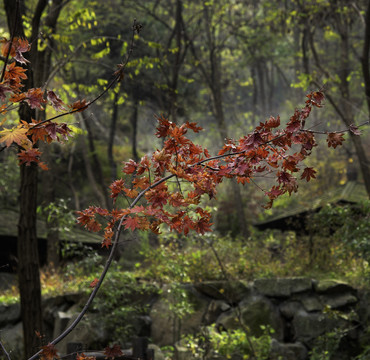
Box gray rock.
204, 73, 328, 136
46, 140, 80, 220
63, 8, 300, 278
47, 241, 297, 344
254, 278, 312, 298
279, 301, 302, 319
0, 303, 20, 327
0, 322, 24, 359
313, 279, 356, 294
204, 300, 231, 325
299, 295, 323, 312
292, 309, 346, 343
194, 280, 252, 303
270, 339, 307, 360
217, 295, 284, 341
320, 293, 358, 309
0, 273, 17, 292
150, 285, 209, 346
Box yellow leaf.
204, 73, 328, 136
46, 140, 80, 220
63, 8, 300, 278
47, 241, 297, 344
0, 126, 28, 147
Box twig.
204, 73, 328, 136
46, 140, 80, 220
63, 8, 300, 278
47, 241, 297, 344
0, 338, 11, 360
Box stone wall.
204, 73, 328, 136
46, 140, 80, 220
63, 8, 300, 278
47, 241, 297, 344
1, 278, 369, 359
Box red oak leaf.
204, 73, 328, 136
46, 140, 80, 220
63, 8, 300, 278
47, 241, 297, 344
301, 167, 316, 182
185, 121, 203, 133
69, 99, 89, 112
123, 216, 141, 231
4, 62, 27, 84
123, 159, 137, 174
265, 115, 280, 128
89, 278, 99, 288
18, 148, 42, 166
25, 88, 47, 109
104, 344, 123, 359
326, 133, 345, 148
47, 90, 66, 112
109, 179, 125, 200
40, 343, 59, 360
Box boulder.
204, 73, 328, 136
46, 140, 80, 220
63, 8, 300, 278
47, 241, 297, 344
292, 309, 346, 345
0, 273, 17, 292
320, 293, 358, 309
270, 339, 307, 360
217, 295, 284, 341
150, 285, 209, 346
0, 302, 20, 327
194, 280, 251, 303
0, 322, 24, 359
254, 278, 312, 298
204, 300, 231, 325
313, 279, 356, 295
298, 295, 323, 312
279, 301, 302, 319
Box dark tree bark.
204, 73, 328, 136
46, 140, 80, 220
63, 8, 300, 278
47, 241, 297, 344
362, 0, 370, 114
4, 0, 65, 357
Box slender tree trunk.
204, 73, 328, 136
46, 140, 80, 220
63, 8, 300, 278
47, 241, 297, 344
108, 92, 119, 182
18, 163, 43, 358
131, 97, 139, 162
80, 112, 110, 209
3, 1, 43, 357
339, 27, 370, 197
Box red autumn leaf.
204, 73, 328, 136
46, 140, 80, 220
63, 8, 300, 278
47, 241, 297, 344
25, 88, 47, 109
109, 179, 125, 200
104, 344, 123, 359
123, 187, 139, 198
123, 159, 137, 174
277, 171, 293, 184
306, 90, 324, 107
4, 62, 27, 84
40, 343, 59, 360
38, 161, 49, 171
69, 99, 89, 112
265, 115, 280, 128
45, 122, 58, 141
185, 121, 203, 133
123, 216, 141, 231
265, 186, 284, 200
155, 115, 172, 138
195, 217, 213, 235
301, 167, 316, 182
18, 148, 42, 166
89, 278, 99, 288
1, 37, 30, 64
326, 132, 345, 148
47, 90, 66, 112
241, 132, 264, 150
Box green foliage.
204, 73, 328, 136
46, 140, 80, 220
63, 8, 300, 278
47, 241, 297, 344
185, 324, 273, 360
307, 201, 370, 281
89, 265, 159, 344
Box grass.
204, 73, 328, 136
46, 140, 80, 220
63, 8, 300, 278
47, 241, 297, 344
1, 227, 369, 306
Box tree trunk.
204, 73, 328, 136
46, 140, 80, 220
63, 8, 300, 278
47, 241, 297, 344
18, 163, 43, 358
108, 92, 119, 182
4, 0, 66, 356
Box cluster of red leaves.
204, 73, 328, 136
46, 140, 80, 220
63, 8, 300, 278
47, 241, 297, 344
40, 343, 59, 360
77, 90, 360, 248
0, 37, 87, 169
